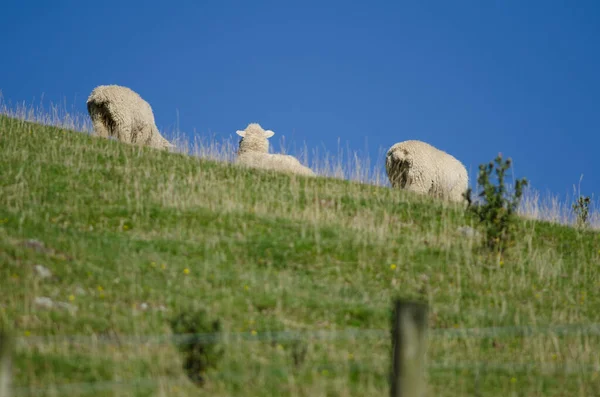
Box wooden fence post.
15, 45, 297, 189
0, 331, 12, 397
390, 300, 428, 397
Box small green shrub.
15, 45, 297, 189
464, 154, 528, 253
572, 196, 591, 229
170, 307, 224, 387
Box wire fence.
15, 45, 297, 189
6, 322, 600, 396
8, 360, 600, 397
13, 322, 600, 347
10, 358, 600, 397
10, 376, 181, 397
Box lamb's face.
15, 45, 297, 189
236, 123, 274, 154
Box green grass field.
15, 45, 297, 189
1, 115, 599, 396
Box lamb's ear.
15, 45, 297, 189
236, 130, 246, 137
264, 130, 275, 138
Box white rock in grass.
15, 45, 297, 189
34, 265, 52, 279
56, 301, 78, 314
34, 296, 55, 309
34, 296, 77, 314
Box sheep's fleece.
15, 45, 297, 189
235, 123, 315, 177
87, 85, 173, 150
385, 140, 468, 202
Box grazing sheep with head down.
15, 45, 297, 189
235, 123, 315, 177
385, 140, 468, 203
87, 85, 174, 150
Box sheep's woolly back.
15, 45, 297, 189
237, 152, 316, 177
386, 140, 468, 203
235, 123, 315, 177
86, 85, 174, 150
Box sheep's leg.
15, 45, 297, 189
138, 124, 156, 147
448, 185, 468, 203
91, 118, 110, 139
405, 183, 430, 195
119, 124, 133, 144
403, 171, 432, 196
113, 117, 133, 144
101, 102, 131, 143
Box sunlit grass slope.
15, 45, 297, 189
1, 115, 599, 396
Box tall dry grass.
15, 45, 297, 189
1, 92, 597, 229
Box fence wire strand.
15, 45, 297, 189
14, 323, 600, 348
10, 359, 600, 397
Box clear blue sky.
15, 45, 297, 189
1, 0, 598, 198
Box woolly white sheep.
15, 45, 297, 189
235, 123, 316, 177
86, 85, 174, 150
385, 140, 468, 203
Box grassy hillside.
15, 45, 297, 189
1, 115, 599, 396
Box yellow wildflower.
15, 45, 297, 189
390, 264, 397, 270
183, 268, 190, 275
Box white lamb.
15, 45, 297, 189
385, 140, 468, 203
235, 123, 316, 177
86, 85, 174, 150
